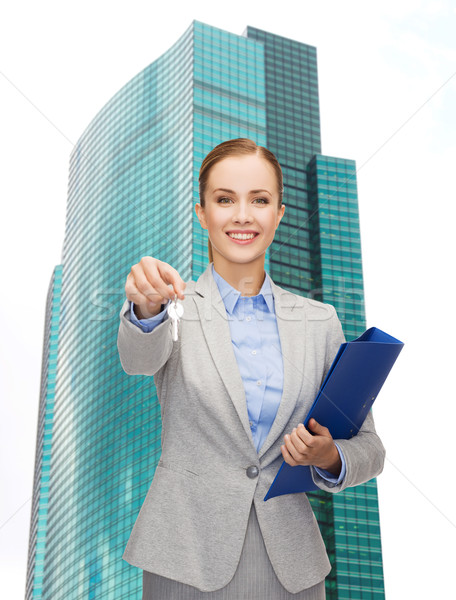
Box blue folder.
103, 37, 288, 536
264, 327, 404, 501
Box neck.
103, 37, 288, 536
212, 253, 266, 296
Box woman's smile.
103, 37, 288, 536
226, 230, 260, 244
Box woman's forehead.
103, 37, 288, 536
207, 155, 277, 193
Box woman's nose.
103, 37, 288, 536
232, 201, 253, 224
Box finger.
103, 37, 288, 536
130, 265, 166, 306
296, 423, 316, 448
290, 428, 308, 454
140, 258, 176, 301
125, 272, 155, 306
281, 443, 298, 467
125, 274, 166, 320
158, 262, 186, 300
308, 418, 331, 438
284, 433, 305, 463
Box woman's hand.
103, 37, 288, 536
281, 418, 342, 476
125, 257, 186, 320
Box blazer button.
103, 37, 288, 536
246, 466, 259, 479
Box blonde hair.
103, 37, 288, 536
198, 138, 284, 263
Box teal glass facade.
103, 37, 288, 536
27, 21, 384, 600
26, 265, 62, 599
307, 155, 366, 341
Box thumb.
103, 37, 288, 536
308, 418, 330, 437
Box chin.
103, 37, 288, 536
216, 248, 268, 265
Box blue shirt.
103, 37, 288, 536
211, 267, 284, 453
130, 265, 345, 483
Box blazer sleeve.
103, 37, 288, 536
117, 299, 173, 376
310, 308, 386, 492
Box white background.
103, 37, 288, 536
1, 1, 455, 598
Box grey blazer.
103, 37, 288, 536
118, 264, 385, 593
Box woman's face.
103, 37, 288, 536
195, 154, 285, 267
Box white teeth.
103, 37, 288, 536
228, 232, 256, 240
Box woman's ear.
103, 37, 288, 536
275, 204, 285, 229
195, 203, 208, 229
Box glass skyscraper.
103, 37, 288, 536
26, 21, 384, 600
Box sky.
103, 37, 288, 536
1, 1, 455, 598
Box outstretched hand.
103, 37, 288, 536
281, 418, 342, 476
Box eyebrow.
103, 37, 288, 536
212, 188, 272, 195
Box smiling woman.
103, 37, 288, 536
118, 138, 385, 599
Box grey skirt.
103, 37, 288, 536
142, 503, 325, 600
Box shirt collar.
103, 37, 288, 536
211, 264, 274, 315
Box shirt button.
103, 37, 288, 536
251, 350, 257, 355
256, 380, 262, 386
246, 466, 259, 479
246, 316, 252, 322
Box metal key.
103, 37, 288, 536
167, 295, 184, 341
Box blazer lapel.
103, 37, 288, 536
193, 266, 255, 445
258, 281, 307, 459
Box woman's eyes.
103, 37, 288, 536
216, 197, 269, 204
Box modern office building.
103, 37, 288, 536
26, 21, 383, 600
